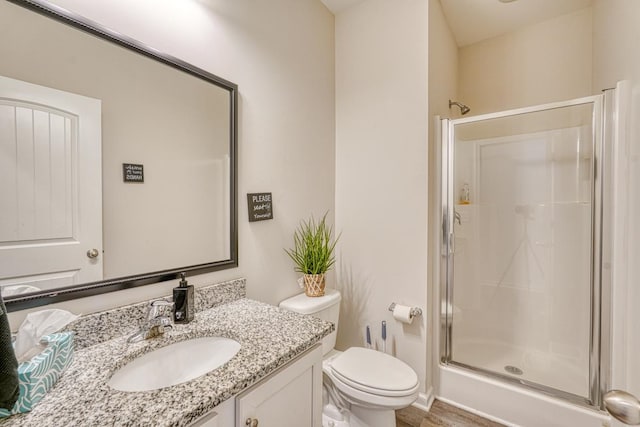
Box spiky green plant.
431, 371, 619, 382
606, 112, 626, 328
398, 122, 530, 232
285, 213, 340, 275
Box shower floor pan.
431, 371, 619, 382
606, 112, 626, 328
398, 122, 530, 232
451, 340, 588, 398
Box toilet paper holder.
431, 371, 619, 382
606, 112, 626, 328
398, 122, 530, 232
388, 303, 422, 318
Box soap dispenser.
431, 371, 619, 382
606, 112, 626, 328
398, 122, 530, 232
173, 272, 194, 323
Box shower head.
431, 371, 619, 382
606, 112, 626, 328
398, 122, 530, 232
449, 100, 471, 115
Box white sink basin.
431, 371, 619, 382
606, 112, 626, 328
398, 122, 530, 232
108, 336, 241, 392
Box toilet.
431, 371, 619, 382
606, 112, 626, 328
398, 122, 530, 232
280, 289, 419, 427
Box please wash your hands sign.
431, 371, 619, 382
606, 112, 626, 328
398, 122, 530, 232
247, 193, 273, 222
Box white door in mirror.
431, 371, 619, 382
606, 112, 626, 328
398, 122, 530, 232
108, 337, 241, 392
0, 75, 102, 294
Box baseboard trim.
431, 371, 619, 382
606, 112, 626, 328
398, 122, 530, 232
435, 395, 517, 427
412, 387, 434, 413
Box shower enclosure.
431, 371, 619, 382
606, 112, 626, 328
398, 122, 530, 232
439, 93, 614, 408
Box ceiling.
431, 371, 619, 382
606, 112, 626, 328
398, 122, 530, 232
321, 0, 592, 47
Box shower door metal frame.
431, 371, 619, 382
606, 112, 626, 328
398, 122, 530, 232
439, 93, 614, 410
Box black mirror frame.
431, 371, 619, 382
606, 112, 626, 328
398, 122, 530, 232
4, 0, 238, 312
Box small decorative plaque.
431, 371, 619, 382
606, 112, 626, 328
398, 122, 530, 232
247, 193, 273, 222
123, 163, 144, 183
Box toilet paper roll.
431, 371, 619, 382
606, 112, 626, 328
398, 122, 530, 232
392, 304, 413, 324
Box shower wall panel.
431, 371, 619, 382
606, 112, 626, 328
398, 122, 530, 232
448, 103, 596, 399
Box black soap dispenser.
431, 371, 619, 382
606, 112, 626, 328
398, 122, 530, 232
173, 272, 194, 323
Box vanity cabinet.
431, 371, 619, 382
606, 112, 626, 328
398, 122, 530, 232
187, 344, 323, 427
188, 410, 222, 427
236, 344, 323, 427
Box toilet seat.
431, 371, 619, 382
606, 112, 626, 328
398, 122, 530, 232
326, 347, 419, 410
329, 347, 418, 397
331, 369, 418, 398
325, 368, 419, 410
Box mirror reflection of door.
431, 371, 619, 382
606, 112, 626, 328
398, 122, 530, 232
0, 75, 102, 296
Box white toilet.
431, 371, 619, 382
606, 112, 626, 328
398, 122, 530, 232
280, 289, 419, 427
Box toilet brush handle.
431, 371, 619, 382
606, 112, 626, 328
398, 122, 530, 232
382, 321, 387, 353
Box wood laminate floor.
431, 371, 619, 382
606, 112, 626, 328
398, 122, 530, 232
396, 400, 505, 427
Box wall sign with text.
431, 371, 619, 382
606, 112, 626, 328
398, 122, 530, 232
247, 193, 273, 222
123, 163, 144, 183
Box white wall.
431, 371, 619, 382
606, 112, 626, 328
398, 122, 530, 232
8, 0, 335, 327
428, 0, 458, 397
592, 0, 640, 398
458, 7, 593, 115
429, 0, 458, 121
334, 0, 429, 394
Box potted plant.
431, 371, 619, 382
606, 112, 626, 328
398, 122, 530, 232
285, 212, 340, 297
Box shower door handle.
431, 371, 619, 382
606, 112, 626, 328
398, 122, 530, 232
604, 390, 640, 425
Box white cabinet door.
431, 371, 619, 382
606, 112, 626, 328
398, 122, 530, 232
236, 344, 322, 427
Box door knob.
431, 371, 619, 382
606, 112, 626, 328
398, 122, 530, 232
245, 418, 259, 426
86, 248, 100, 259
604, 390, 640, 425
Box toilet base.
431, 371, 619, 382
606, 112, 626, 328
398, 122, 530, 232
323, 412, 350, 427
322, 403, 397, 427
350, 405, 396, 427
322, 403, 349, 427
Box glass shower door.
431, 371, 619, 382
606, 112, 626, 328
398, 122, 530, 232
441, 97, 605, 404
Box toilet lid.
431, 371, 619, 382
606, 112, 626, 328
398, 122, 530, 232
330, 347, 418, 394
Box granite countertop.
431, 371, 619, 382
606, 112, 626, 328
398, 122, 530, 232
3, 298, 333, 427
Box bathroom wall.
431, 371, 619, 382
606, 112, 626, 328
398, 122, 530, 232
429, 0, 458, 121
458, 7, 593, 115
334, 0, 429, 396
592, 0, 640, 399
8, 0, 335, 326
427, 0, 458, 395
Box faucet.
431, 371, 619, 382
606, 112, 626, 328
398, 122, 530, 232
127, 299, 174, 343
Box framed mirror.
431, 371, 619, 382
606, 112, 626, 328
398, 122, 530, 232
0, 0, 238, 311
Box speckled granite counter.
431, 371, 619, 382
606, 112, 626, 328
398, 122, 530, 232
3, 296, 333, 426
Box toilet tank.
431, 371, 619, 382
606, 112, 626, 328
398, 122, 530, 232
279, 289, 341, 356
